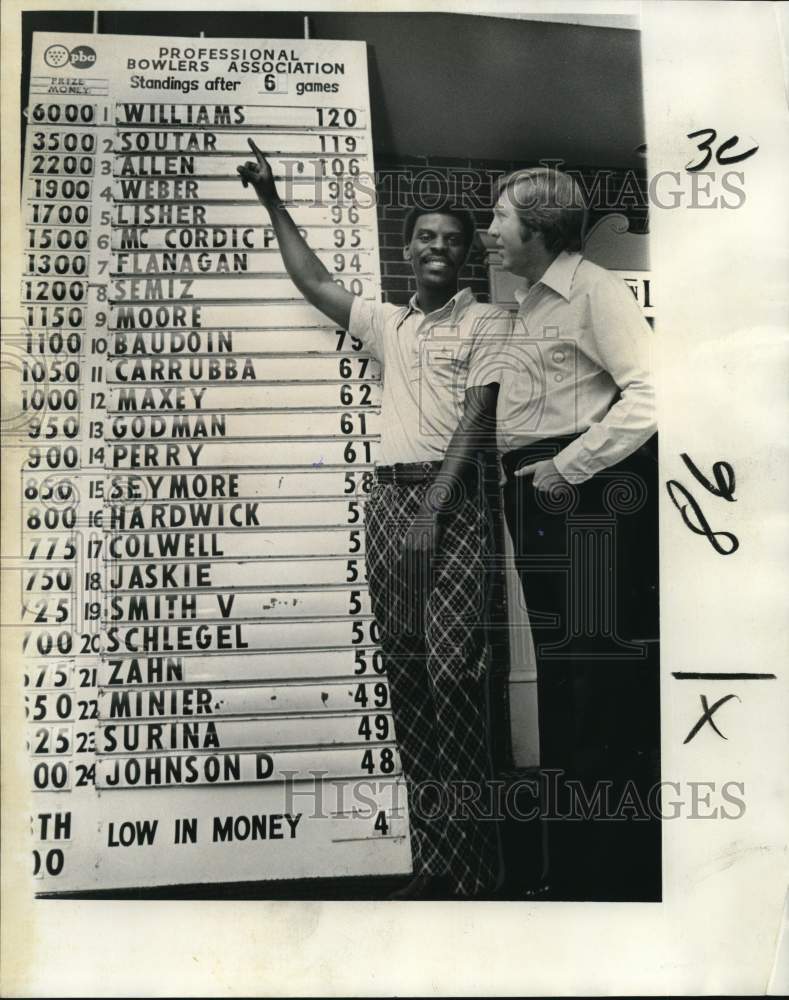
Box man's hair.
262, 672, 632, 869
402, 202, 477, 255
498, 168, 587, 254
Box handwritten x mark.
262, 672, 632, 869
683, 693, 740, 744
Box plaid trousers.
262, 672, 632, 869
365, 478, 500, 896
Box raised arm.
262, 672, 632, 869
237, 139, 355, 329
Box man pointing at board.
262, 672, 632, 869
239, 140, 507, 899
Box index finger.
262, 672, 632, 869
514, 462, 538, 479
247, 137, 265, 162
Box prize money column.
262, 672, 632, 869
21, 80, 114, 889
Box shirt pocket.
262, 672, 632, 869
411, 340, 473, 393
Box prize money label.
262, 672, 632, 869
18, 32, 410, 892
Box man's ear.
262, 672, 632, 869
402, 243, 411, 262
519, 221, 538, 246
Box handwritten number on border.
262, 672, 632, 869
666, 453, 739, 555
686, 128, 759, 172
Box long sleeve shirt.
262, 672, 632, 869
496, 251, 656, 483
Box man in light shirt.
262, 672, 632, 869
239, 141, 508, 899
489, 166, 659, 896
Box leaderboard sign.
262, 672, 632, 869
19, 33, 410, 892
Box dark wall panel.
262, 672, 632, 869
22, 10, 644, 167
310, 12, 644, 166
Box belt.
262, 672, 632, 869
375, 461, 443, 484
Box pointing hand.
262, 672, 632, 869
237, 138, 279, 204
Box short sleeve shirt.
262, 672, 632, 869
349, 288, 511, 465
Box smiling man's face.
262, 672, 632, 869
403, 212, 468, 290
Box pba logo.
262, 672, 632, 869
44, 44, 97, 69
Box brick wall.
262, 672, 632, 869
373, 155, 649, 305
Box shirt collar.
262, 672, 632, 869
515, 251, 583, 305
401, 286, 475, 325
